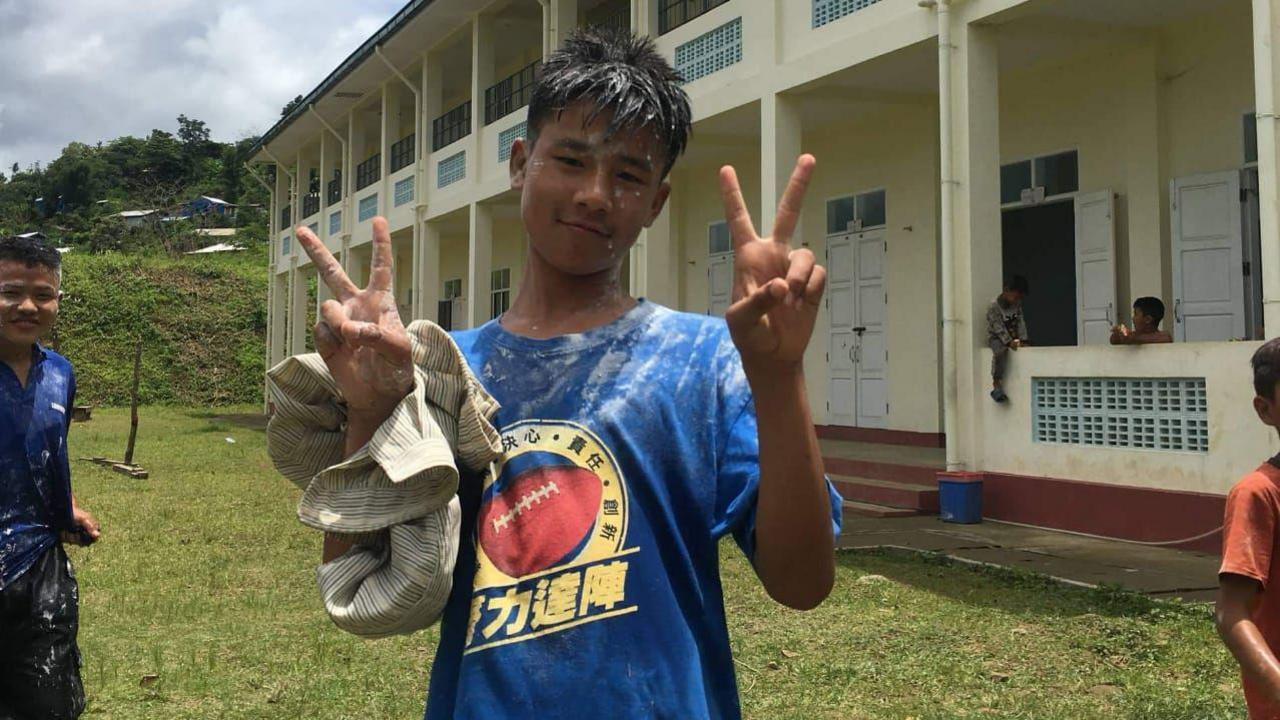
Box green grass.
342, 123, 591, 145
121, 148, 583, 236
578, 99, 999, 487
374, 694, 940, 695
69, 407, 1245, 719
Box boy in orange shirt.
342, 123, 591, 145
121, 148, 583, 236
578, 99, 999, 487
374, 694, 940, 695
1218, 337, 1280, 719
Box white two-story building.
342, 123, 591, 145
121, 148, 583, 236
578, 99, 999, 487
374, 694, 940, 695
252, 0, 1280, 552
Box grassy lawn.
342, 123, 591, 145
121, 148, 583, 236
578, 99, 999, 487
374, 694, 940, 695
67, 407, 1245, 719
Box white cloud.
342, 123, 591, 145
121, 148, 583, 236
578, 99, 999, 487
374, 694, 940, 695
0, 0, 401, 173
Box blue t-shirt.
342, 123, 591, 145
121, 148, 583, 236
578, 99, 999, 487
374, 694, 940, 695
427, 301, 842, 719
0, 345, 76, 590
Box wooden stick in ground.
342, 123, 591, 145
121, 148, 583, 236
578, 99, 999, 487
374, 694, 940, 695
124, 339, 142, 465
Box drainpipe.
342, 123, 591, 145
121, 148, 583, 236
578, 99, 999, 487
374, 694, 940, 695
921, 0, 961, 471
309, 105, 350, 236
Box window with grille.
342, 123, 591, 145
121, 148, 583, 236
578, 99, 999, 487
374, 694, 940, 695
281, 233, 291, 256
499, 122, 528, 163
329, 210, 342, 236
674, 17, 742, 84
1032, 378, 1209, 453
390, 134, 416, 173
358, 194, 378, 222
302, 192, 320, 218
586, 0, 630, 34
433, 101, 472, 151
281, 204, 291, 229
491, 268, 511, 319
660, 0, 731, 34
485, 61, 541, 125
394, 177, 415, 207
438, 151, 466, 188
812, 0, 883, 28
355, 154, 381, 191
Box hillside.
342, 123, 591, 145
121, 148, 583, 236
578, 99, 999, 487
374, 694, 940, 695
54, 245, 269, 407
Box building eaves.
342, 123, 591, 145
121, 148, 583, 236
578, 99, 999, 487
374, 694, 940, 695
249, 0, 436, 160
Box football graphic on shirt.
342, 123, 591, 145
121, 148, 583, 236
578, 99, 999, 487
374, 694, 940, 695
478, 464, 603, 578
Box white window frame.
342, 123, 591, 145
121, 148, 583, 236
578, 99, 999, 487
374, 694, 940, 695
824, 186, 888, 235
490, 268, 511, 319
1000, 147, 1080, 210
443, 278, 462, 300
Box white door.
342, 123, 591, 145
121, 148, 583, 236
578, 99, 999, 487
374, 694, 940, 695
826, 234, 857, 426
826, 231, 889, 428
1074, 190, 1116, 345
1172, 171, 1245, 341
707, 252, 733, 317
854, 230, 888, 429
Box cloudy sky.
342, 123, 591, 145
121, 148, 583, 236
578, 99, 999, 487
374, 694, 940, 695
0, 0, 405, 173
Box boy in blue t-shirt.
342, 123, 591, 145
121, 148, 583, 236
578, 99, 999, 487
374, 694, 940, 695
0, 235, 101, 719
292, 28, 841, 718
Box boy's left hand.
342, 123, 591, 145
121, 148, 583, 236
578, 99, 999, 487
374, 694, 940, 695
63, 505, 101, 546
719, 155, 825, 376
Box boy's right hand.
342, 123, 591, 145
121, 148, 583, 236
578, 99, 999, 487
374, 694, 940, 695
295, 217, 413, 425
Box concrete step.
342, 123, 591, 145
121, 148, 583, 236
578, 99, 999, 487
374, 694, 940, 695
823, 456, 940, 486
842, 500, 920, 519
831, 474, 939, 513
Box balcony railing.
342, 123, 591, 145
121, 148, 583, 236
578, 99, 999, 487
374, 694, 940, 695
355, 154, 381, 191
390, 133, 416, 173
586, 2, 631, 34
327, 173, 342, 205
280, 204, 291, 229
485, 60, 541, 126
659, 0, 731, 34
433, 101, 472, 151
302, 192, 320, 218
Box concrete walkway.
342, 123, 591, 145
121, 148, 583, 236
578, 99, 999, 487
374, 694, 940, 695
838, 514, 1222, 603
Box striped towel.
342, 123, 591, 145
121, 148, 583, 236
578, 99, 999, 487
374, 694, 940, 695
266, 320, 501, 638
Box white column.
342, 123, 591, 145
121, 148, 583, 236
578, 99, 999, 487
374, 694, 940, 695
423, 51, 443, 202
1120, 41, 1164, 317
639, 190, 676, 306
420, 220, 442, 322
761, 92, 803, 240
468, 202, 494, 328
269, 270, 288, 367
1254, 0, 1280, 335
949, 21, 1001, 470
381, 81, 391, 218
288, 261, 309, 356
472, 13, 495, 178
550, 0, 580, 49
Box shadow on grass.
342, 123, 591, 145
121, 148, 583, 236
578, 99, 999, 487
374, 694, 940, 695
837, 547, 1203, 621
186, 410, 269, 431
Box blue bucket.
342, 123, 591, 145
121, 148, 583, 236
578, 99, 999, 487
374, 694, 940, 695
938, 474, 983, 524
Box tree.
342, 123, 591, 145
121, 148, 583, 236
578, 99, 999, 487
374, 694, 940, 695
177, 114, 210, 148
280, 94, 304, 118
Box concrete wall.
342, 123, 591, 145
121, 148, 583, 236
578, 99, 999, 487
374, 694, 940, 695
803, 103, 942, 432
979, 341, 1277, 495
997, 4, 1256, 323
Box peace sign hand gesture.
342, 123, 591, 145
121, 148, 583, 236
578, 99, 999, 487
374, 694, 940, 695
719, 154, 826, 376
295, 217, 413, 420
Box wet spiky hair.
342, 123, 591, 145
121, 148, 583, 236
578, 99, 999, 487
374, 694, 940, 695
526, 26, 692, 178
0, 235, 61, 278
